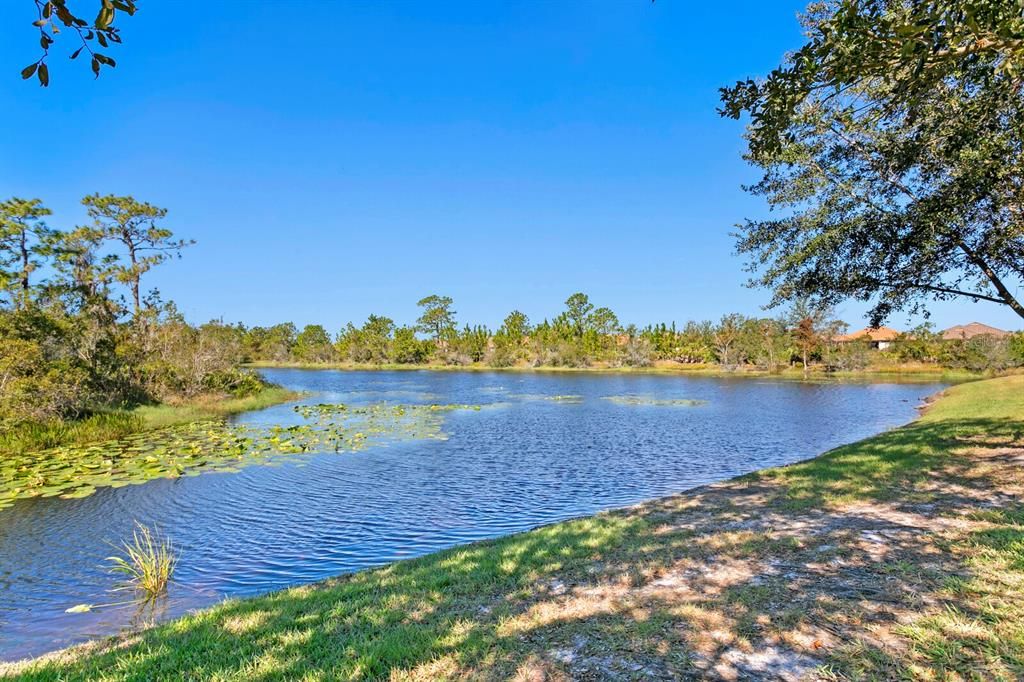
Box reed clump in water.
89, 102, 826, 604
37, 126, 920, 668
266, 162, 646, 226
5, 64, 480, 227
107, 523, 178, 601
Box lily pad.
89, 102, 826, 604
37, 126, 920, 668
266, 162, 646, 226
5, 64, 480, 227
0, 402, 490, 511
602, 396, 707, 407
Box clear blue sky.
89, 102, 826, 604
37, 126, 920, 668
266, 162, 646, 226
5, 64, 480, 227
1, 1, 1019, 333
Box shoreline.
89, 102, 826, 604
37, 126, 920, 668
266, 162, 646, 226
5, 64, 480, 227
247, 360, 980, 383
1, 385, 301, 456
5, 375, 1021, 678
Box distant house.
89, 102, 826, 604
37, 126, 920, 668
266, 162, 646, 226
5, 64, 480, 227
835, 326, 901, 350
941, 322, 1009, 341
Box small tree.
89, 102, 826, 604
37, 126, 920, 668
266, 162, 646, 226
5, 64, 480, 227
497, 310, 530, 345
0, 198, 56, 310
456, 325, 490, 364
713, 314, 746, 367
893, 324, 943, 364
754, 317, 791, 372
563, 292, 594, 338
619, 325, 653, 368
490, 310, 531, 367
677, 321, 715, 364
1008, 332, 1024, 367
787, 300, 841, 375
391, 326, 427, 364
264, 323, 297, 362
343, 315, 394, 364
416, 295, 456, 348
83, 194, 192, 315
293, 324, 336, 363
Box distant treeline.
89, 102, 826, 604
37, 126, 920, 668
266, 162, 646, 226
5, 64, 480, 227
234, 293, 1024, 373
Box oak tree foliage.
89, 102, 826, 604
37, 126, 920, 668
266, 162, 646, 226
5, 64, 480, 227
720, 0, 1024, 323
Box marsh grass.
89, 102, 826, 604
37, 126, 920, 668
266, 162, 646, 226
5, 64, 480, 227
0, 386, 298, 455
0, 412, 144, 454
107, 523, 178, 601
133, 387, 300, 429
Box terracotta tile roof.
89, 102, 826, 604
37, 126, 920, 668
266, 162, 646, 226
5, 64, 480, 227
941, 322, 1009, 340
835, 326, 901, 342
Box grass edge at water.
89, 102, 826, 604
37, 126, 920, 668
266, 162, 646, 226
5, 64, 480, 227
0, 386, 299, 454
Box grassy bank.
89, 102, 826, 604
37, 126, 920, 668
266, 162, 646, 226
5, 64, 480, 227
248, 359, 979, 383
4, 376, 1023, 679
0, 386, 298, 454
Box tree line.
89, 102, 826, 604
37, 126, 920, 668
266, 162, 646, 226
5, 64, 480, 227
236, 294, 1024, 373
0, 195, 261, 426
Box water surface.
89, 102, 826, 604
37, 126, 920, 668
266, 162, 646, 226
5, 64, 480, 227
0, 369, 944, 660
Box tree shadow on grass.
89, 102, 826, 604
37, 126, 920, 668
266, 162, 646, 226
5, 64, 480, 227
7, 417, 1024, 680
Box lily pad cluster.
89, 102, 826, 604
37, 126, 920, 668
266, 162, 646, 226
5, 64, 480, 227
505, 393, 584, 403
602, 396, 707, 407
0, 403, 484, 511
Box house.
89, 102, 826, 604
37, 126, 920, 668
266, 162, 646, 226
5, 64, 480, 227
835, 326, 901, 350
940, 322, 1009, 341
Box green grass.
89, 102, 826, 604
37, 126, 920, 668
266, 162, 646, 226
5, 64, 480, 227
4, 376, 1023, 680
0, 387, 298, 455
0, 412, 146, 454
747, 375, 1024, 510
131, 386, 299, 428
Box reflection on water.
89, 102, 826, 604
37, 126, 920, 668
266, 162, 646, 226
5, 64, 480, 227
0, 369, 943, 660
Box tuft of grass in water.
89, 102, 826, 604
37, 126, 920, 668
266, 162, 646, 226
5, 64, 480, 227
107, 523, 178, 601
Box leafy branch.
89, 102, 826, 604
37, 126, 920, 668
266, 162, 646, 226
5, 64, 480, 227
22, 0, 136, 87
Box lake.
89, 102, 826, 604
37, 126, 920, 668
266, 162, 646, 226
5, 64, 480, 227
0, 369, 945, 660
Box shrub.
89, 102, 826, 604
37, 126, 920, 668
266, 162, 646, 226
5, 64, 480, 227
618, 337, 653, 367
942, 336, 1013, 372
204, 368, 266, 397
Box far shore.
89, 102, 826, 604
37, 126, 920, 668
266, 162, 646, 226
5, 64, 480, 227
246, 359, 981, 383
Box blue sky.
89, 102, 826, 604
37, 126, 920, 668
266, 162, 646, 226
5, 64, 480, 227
1, 1, 1019, 333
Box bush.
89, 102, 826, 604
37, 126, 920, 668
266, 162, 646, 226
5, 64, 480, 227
532, 342, 588, 368
204, 368, 266, 397
0, 339, 93, 423
824, 340, 871, 371
390, 327, 428, 364
618, 337, 652, 367
1010, 332, 1024, 366
486, 344, 517, 368
942, 336, 1014, 372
